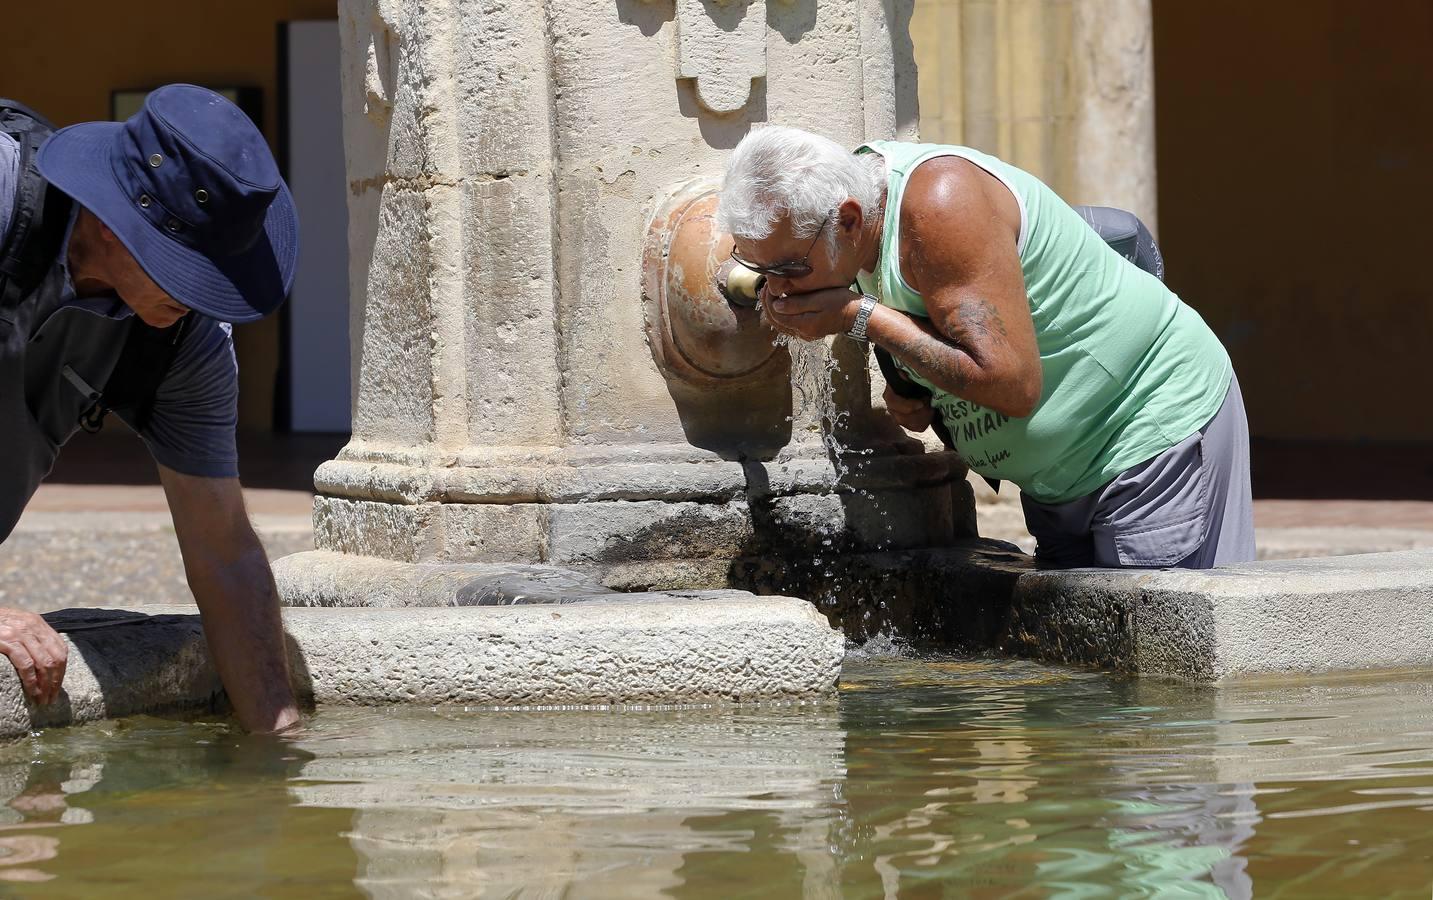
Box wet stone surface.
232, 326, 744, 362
452, 565, 617, 605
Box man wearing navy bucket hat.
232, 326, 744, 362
0, 85, 301, 732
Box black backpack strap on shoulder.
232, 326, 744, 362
79, 315, 191, 435
0, 99, 71, 308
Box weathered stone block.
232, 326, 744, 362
0, 597, 844, 738
275, 551, 616, 608
351, 184, 439, 444
547, 500, 755, 565
1006, 550, 1433, 680
313, 497, 439, 562
437, 504, 551, 563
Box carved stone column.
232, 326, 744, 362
910, 0, 1157, 226
289, 0, 972, 593
1068, 0, 1158, 230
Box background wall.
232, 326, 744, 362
1, 0, 338, 431
1152, 0, 1433, 442
910, 0, 1432, 445
910, 0, 1080, 200
12, 0, 1426, 446
908, 0, 1158, 234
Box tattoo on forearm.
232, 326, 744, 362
877, 296, 1010, 400
888, 327, 976, 396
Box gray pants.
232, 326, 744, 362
1020, 375, 1255, 569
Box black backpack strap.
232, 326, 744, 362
0, 100, 71, 308
877, 342, 992, 489
0, 99, 183, 435
79, 315, 190, 435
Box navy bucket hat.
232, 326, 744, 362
34, 83, 298, 323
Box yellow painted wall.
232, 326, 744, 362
911, 0, 963, 144
1153, 0, 1433, 442
2, 0, 338, 430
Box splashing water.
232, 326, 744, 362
771, 334, 895, 614
779, 334, 860, 481
844, 630, 912, 660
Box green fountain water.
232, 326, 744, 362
0, 654, 1429, 897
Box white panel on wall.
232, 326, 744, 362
284, 20, 351, 433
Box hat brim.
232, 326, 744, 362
35, 121, 299, 324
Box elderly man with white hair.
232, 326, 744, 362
717, 127, 1254, 569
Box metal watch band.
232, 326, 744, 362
846, 295, 878, 342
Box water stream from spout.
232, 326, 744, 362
780, 334, 863, 483
776, 334, 896, 616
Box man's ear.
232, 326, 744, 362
838, 198, 864, 236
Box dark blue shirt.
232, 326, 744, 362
0, 133, 240, 538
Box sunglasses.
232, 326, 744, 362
729, 216, 829, 279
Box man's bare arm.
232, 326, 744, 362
866, 156, 1042, 418
158, 466, 299, 733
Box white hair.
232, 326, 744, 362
717, 125, 887, 245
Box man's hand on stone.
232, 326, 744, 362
762, 286, 860, 342
0, 609, 68, 705
883, 383, 935, 433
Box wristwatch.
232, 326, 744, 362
846, 294, 879, 342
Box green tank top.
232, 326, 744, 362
855, 141, 1232, 504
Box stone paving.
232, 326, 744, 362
0, 483, 313, 613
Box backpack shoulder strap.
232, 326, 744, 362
0, 100, 72, 308
873, 343, 959, 453
79, 315, 191, 436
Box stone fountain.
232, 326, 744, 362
270, 0, 1433, 696
269, 0, 994, 688
276, 0, 967, 580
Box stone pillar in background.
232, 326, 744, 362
1068, 0, 1158, 230
910, 0, 1157, 228
293, 0, 972, 591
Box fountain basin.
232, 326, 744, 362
5, 656, 1433, 895
0, 595, 843, 740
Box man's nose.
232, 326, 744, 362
765, 276, 792, 297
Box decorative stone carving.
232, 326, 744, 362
675, 0, 767, 114
361, 15, 395, 119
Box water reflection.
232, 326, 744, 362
0, 660, 1428, 897
290, 705, 848, 898
0, 758, 83, 883
821, 662, 1249, 897
0, 721, 363, 897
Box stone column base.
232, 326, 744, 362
309, 449, 977, 570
